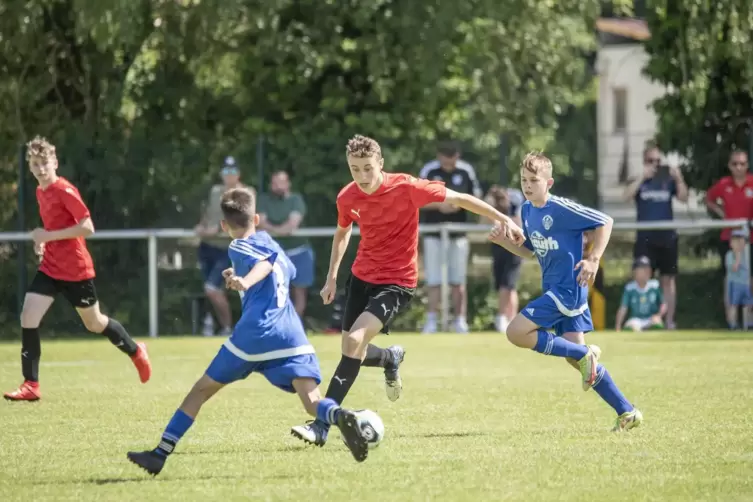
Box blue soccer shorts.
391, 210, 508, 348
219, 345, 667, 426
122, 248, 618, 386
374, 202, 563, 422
285, 245, 315, 289
205, 343, 322, 393
521, 292, 594, 337
198, 242, 230, 290
727, 280, 753, 307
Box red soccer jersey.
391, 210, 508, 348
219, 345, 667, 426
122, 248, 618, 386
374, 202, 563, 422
337, 172, 447, 287
36, 177, 96, 281
705, 174, 753, 241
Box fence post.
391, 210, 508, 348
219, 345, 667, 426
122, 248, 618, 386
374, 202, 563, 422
148, 234, 158, 338
439, 223, 450, 332
17, 144, 27, 317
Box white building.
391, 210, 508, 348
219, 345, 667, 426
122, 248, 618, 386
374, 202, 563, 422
595, 18, 704, 221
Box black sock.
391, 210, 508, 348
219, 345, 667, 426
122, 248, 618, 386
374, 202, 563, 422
361, 344, 392, 368
21, 328, 41, 382
103, 318, 138, 356
324, 355, 362, 405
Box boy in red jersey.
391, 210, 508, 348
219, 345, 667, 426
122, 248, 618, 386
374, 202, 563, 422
3, 136, 151, 402
291, 134, 524, 445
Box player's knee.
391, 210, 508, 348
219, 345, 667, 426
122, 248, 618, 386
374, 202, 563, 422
504, 318, 530, 347
342, 330, 365, 357
20, 308, 41, 329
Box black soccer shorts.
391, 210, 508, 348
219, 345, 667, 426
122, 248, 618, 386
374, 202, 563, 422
633, 237, 679, 276
27, 271, 99, 308
341, 274, 415, 334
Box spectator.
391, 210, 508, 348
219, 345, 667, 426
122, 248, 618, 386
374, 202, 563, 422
258, 170, 313, 318
623, 143, 688, 329
615, 256, 666, 332
419, 141, 482, 334
194, 156, 248, 336
724, 228, 752, 330
705, 150, 753, 267
484, 185, 525, 333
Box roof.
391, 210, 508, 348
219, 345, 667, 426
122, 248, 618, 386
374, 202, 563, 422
596, 18, 650, 41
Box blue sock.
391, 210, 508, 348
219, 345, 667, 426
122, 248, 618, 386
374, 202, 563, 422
316, 398, 341, 425
592, 365, 633, 415
532, 330, 588, 359
155, 409, 194, 456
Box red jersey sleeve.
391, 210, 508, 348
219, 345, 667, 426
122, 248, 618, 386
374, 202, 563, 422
336, 196, 354, 228
409, 178, 447, 208
706, 179, 724, 204
59, 185, 91, 222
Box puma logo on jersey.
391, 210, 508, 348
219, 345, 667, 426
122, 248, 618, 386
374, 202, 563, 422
381, 303, 389, 315
351, 209, 361, 218
530, 231, 559, 257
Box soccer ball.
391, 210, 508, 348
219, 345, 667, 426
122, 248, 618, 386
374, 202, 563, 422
352, 409, 385, 449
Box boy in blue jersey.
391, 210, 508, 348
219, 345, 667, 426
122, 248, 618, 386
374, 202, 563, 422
489, 153, 643, 432
127, 188, 370, 475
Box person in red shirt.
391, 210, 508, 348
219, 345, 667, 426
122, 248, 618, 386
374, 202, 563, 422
3, 136, 152, 402
706, 150, 753, 266
290, 134, 525, 446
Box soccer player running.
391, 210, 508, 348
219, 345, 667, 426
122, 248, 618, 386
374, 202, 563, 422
291, 135, 524, 446
128, 188, 371, 475
4, 137, 151, 402
489, 153, 643, 432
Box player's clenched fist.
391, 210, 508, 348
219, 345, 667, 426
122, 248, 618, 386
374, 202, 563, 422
320, 278, 337, 305
488, 220, 526, 246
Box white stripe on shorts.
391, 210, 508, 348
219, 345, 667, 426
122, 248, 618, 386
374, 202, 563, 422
223, 339, 316, 362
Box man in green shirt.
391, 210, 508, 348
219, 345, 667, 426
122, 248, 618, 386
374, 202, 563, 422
194, 157, 249, 336
615, 255, 666, 332
257, 170, 313, 317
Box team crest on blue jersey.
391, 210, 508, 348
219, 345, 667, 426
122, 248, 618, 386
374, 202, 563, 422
530, 231, 560, 257
542, 215, 553, 230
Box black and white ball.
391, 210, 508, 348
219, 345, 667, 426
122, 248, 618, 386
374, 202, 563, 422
352, 409, 385, 449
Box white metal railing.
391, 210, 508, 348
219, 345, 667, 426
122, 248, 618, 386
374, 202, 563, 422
0, 218, 747, 337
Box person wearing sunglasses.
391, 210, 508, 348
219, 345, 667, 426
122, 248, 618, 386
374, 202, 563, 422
194, 156, 250, 336
623, 143, 688, 330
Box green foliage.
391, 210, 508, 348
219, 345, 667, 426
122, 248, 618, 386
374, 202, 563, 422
643, 0, 753, 190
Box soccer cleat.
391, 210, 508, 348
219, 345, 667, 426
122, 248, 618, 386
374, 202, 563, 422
127, 450, 166, 476
453, 318, 469, 334
3, 381, 41, 402
384, 345, 405, 402
291, 419, 330, 446
336, 409, 369, 462
578, 345, 601, 391
612, 408, 643, 432
130, 342, 152, 384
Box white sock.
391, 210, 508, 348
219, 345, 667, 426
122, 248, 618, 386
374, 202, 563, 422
426, 312, 437, 323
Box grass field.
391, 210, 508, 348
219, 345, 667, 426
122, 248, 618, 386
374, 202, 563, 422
1, 331, 752, 502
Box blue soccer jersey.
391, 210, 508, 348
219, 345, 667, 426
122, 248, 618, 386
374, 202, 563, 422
520, 195, 611, 335
224, 231, 312, 360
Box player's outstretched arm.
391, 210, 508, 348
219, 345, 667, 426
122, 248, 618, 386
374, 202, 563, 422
444, 189, 525, 244
327, 225, 352, 280
488, 224, 534, 259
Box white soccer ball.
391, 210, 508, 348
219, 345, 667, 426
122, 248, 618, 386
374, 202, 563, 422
352, 409, 385, 449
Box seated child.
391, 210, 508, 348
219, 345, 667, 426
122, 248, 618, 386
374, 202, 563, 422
615, 256, 665, 332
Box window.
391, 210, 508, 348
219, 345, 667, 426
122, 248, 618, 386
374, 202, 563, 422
613, 88, 627, 133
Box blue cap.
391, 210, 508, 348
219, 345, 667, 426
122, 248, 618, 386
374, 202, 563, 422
220, 156, 239, 176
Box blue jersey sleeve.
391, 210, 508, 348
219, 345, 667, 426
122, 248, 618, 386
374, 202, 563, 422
520, 203, 534, 251
551, 196, 611, 232
228, 239, 279, 271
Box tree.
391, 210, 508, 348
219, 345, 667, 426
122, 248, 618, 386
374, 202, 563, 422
643, 0, 753, 190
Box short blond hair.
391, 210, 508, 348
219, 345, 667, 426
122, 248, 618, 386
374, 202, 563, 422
346, 134, 382, 159
26, 136, 56, 163
521, 152, 552, 176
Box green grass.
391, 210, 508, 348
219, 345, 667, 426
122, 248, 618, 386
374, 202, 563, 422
1, 332, 752, 502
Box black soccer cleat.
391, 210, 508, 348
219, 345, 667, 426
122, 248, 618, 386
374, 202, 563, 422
127, 450, 166, 476
336, 409, 369, 462
384, 345, 405, 402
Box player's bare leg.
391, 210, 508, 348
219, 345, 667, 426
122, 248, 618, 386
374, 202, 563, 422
4, 293, 54, 401
561, 331, 642, 431
505, 314, 600, 390
77, 303, 151, 383
291, 378, 368, 462
128, 375, 225, 475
